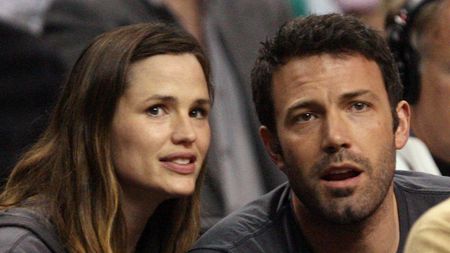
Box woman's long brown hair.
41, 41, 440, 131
0, 23, 212, 253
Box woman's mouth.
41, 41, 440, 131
160, 153, 197, 174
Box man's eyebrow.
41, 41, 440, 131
285, 90, 380, 114
286, 99, 320, 115
340, 89, 379, 101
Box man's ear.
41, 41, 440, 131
394, 100, 411, 150
260, 126, 285, 170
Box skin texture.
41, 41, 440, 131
111, 53, 211, 251
261, 54, 410, 252
412, 0, 450, 163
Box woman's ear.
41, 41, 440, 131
394, 100, 411, 150
260, 126, 286, 170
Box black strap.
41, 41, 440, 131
0, 210, 65, 253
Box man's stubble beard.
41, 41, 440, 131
287, 144, 396, 225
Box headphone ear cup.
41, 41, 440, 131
386, 0, 437, 104
386, 17, 412, 101
402, 45, 421, 103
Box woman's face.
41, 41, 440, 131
111, 53, 211, 201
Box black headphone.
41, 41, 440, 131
385, 0, 439, 104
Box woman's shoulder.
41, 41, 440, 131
0, 207, 63, 253
0, 225, 52, 253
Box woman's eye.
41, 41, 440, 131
350, 102, 369, 112
190, 108, 208, 119
147, 105, 165, 116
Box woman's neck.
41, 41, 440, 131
121, 187, 166, 253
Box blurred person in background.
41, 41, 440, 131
333, 0, 407, 32
300, 0, 406, 33
0, 0, 53, 34
0, 20, 63, 183
404, 196, 450, 253
386, 0, 450, 176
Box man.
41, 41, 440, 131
189, 14, 450, 253
387, 0, 450, 175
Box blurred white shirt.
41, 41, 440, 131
396, 136, 441, 175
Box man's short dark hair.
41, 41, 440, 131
251, 14, 403, 132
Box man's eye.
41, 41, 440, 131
147, 105, 165, 116
295, 113, 317, 123
350, 102, 369, 112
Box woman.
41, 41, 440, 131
0, 22, 213, 253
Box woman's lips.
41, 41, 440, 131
160, 153, 197, 174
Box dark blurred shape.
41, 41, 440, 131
0, 21, 64, 184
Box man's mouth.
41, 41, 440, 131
319, 163, 364, 190
321, 169, 362, 181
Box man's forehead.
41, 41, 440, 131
272, 54, 382, 90
270, 53, 389, 110
274, 53, 374, 77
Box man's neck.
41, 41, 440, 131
291, 187, 399, 253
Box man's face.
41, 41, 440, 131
412, 1, 450, 163
261, 54, 409, 224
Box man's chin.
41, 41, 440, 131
323, 208, 371, 225
300, 195, 370, 225
327, 187, 355, 198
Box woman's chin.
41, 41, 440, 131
164, 181, 196, 198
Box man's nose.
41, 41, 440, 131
321, 110, 352, 154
